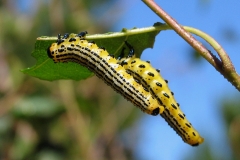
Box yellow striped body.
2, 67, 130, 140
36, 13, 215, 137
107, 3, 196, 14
47, 33, 164, 116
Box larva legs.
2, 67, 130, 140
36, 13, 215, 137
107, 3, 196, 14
118, 41, 204, 146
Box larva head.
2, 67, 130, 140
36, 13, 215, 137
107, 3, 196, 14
47, 33, 85, 63
144, 97, 165, 116
143, 103, 164, 116
149, 101, 164, 116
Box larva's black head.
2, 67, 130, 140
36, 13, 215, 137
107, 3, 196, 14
47, 46, 54, 59
151, 107, 160, 116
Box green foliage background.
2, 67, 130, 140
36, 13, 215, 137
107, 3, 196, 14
1, 1, 141, 159
0, 1, 240, 160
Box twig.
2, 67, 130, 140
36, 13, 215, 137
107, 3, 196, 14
142, 0, 240, 91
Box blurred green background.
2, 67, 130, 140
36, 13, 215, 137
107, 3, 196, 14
0, 1, 141, 159
0, 1, 240, 160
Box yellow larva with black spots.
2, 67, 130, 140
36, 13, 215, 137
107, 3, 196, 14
47, 32, 164, 116
118, 41, 204, 146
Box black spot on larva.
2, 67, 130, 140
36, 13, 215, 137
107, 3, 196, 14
121, 61, 128, 66
151, 108, 160, 116
192, 132, 196, 136
131, 60, 136, 64
163, 93, 170, 98
146, 60, 150, 63
134, 78, 141, 84
177, 103, 180, 107
178, 113, 185, 120
156, 69, 160, 72
172, 118, 179, 126
143, 87, 149, 92
148, 72, 154, 77
69, 38, 76, 42
164, 108, 170, 115
85, 47, 91, 52
74, 47, 80, 52
157, 97, 163, 105
171, 103, 177, 109
67, 47, 74, 51
56, 55, 61, 58
58, 48, 64, 52
126, 70, 131, 74
156, 82, 162, 87
185, 123, 191, 128
139, 64, 145, 68
71, 44, 75, 47
171, 92, 174, 95
165, 80, 168, 83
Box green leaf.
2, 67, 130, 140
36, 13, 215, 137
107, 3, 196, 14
22, 25, 161, 81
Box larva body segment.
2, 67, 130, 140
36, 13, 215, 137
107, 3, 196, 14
47, 33, 164, 116
118, 45, 204, 146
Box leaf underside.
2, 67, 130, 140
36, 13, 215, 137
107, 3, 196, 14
22, 26, 160, 81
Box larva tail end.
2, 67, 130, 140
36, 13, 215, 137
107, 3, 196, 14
190, 136, 204, 147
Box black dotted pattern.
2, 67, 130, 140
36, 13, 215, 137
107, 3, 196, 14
117, 50, 204, 146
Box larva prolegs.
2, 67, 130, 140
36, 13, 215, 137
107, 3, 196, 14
118, 41, 204, 146
47, 32, 164, 116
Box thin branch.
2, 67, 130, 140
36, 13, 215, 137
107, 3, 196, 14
183, 27, 235, 71
142, 0, 240, 91
142, 0, 221, 68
